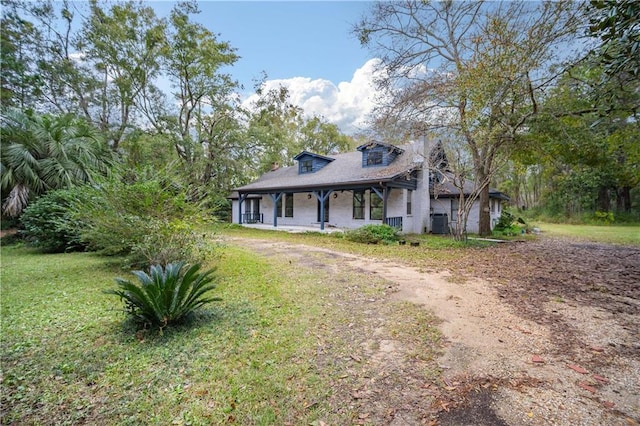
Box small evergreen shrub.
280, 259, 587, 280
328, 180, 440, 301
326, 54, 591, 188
592, 211, 615, 224
20, 188, 89, 252
493, 210, 522, 237
106, 261, 220, 329
345, 224, 401, 245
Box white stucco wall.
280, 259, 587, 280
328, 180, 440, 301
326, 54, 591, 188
429, 197, 503, 234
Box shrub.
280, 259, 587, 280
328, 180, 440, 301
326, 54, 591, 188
20, 188, 89, 252
345, 224, 401, 245
592, 210, 615, 224
493, 210, 523, 237
106, 261, 220, 329
75, 169, 213, 268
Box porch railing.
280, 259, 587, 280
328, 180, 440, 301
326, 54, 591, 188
242, 213, 263, 224
385, 216, 403, 230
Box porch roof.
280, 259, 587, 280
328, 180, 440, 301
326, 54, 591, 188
430, 178, 511, 201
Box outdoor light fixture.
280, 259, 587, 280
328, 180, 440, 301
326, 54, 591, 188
308, 194, 312, 199
333, 193, 338, 199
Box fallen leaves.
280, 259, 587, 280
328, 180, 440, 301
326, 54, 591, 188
531, 355, 545, 363
567, 364, 589, 374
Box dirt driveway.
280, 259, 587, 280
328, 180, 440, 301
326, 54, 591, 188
228, 235, 639, 425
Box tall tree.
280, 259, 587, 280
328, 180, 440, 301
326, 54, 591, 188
157, 1, 239, 162
520, 64, 639, 217
588, 0, 640, 78
247, 84, 355, 173
0, 0, 42, 109
355, 0, 579, 235
80, 0, 166, 150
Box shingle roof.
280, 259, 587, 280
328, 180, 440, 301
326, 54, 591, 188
234, 144, 421, 193
430, 175, 510, 201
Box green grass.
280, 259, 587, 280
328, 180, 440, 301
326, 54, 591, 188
1, 239, 441, 424
535, 222, 640, 246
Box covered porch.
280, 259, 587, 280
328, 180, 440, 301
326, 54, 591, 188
235, 175, 417, 232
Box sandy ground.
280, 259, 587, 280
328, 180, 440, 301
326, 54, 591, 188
228, 235, 639, 425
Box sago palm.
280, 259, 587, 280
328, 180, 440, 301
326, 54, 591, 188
106, 261, 220, 328
0, 108, 112, 217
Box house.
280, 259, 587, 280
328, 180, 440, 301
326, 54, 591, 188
229, 140, 509, 234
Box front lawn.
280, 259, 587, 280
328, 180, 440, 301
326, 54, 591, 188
536, 222, 640, 246
1, 241, 441, 424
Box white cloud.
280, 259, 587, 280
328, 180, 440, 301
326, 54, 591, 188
242, 58, 384, 135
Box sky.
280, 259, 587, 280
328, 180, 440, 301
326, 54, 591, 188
151, 1, 380, 135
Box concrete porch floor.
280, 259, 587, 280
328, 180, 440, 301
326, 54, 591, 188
240, 223, 345, 234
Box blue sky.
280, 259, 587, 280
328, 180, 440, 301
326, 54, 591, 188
152, 1, 374, 91
148, 1, 381, 134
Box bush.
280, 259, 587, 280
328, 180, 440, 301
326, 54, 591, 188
592, 210, 615, 224
493, 210, 523, 237
345, 224, 401, 245
106, 261, 220, 329
20, 188, 89, 252
75, 169, 213, 268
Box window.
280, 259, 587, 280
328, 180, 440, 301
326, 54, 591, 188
353, 191, 365, 219
366, 151, 383, 166
406, 189, 413, 215
276, 196, 282, 217
285, 193, 294, 217
301, 160, 313, 173
451, 199, 459, 222
370, 191, 383, 220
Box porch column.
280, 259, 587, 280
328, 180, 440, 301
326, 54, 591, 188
269, 192, 283, 227
312, 190, 332, 231
238, 193, 248, 224
371, 186, 388, 223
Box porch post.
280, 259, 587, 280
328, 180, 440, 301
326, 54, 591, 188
269, 192, 283, 227
382, 186, 390, 224
371, 186, 386, 223
238, 193, 248, 224
312, 190, 332, 231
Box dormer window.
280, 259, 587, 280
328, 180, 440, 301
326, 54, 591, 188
294, 151, 335, 174
301, 160, 313, 173
366, 151, 383, 166
357, 141, 404, 168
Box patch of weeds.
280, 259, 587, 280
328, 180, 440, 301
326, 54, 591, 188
386, 301, 443, 366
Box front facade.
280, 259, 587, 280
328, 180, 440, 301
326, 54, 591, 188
230, 141, 508, 234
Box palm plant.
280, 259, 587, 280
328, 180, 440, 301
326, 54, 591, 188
1, 108, 112, 217
106, 261, 220, 328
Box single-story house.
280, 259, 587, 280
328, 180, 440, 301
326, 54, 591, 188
229, 140, 509, 234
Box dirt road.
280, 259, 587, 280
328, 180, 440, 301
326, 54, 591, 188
228, 235, 639, 425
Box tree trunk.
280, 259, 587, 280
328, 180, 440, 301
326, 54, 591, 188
617, 186, 631, 212
597, 187, 611, 212
478, 183, 491, 236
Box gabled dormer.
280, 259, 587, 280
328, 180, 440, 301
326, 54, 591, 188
293, 151, 335, 174
357, 141, 404, 168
